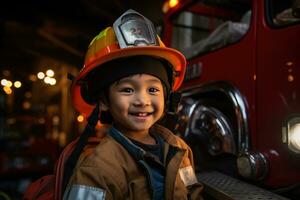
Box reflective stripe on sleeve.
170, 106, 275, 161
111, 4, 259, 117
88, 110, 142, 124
179, 166, 198, 187
63, 184, 106, 200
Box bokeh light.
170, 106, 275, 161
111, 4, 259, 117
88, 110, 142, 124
14, 81, 22, 88
37, 72, 45, 79
46, 69, 55, 77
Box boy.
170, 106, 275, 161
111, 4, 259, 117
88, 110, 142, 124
64, 9, 203, 200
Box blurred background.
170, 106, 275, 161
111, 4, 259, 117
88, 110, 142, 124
0, 0, 164, 199
1, 0, 300, 199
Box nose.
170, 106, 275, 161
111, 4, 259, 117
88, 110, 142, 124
133, 91, 150, 107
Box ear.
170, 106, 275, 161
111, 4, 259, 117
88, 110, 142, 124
99, 100, 109, 111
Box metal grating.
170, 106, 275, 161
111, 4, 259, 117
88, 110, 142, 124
197, 171, 290, 200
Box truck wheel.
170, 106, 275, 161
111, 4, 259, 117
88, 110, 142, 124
188, 103, 236, 156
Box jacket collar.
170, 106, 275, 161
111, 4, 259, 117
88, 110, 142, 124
96, 123, 186, 152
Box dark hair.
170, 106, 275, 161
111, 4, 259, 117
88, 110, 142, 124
81, 55, 173, 105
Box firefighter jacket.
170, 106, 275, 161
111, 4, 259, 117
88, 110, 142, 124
63, 124, 203, 200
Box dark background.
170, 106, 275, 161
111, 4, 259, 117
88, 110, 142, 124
0, 0, 165, 89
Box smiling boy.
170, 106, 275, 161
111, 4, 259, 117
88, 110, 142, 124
63, 9, 203, 200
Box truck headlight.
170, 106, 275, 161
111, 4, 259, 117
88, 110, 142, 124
282, 116, 300, 153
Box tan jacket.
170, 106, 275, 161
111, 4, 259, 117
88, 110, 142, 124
63, 124, 203, 200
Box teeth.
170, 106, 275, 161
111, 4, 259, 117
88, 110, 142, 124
138, 113, 147, 116
131, 112, 150, 116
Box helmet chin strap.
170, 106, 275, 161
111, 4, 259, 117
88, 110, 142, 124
86, 102, 100, 129
167, 92, 182, 113
159, 91, 182, 132
62, 102, 100, 193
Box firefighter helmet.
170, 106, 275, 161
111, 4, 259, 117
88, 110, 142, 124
71, 9, 186, 116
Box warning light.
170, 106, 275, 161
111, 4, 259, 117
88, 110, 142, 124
169, 0, 179, 8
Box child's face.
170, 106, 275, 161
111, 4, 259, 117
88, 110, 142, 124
105, 74, 165, 135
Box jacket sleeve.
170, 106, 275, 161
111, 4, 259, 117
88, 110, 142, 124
63, 165, 123, 200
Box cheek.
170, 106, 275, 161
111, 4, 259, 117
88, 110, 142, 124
153, 95, 165, 112
109, 96, 128, 113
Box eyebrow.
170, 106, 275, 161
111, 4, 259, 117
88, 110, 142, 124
115, 77, 162, 85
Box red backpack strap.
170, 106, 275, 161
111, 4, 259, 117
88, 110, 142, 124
54, 139, 78, 200
23, 175, 55, 200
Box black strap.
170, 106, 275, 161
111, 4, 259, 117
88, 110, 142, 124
168, 92, 181, 113
62, 104, 99, 193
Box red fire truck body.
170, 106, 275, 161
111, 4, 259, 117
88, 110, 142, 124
163, 0, 300, 198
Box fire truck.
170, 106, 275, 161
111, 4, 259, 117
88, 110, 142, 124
162, 0, 300, 199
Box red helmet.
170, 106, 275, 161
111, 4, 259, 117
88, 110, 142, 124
71, 9, 186, 117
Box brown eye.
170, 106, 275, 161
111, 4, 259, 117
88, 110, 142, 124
120, 88, 134, 93
148, 87, 159, 93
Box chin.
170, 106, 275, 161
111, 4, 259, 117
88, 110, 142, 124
129, 124, 153, 132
